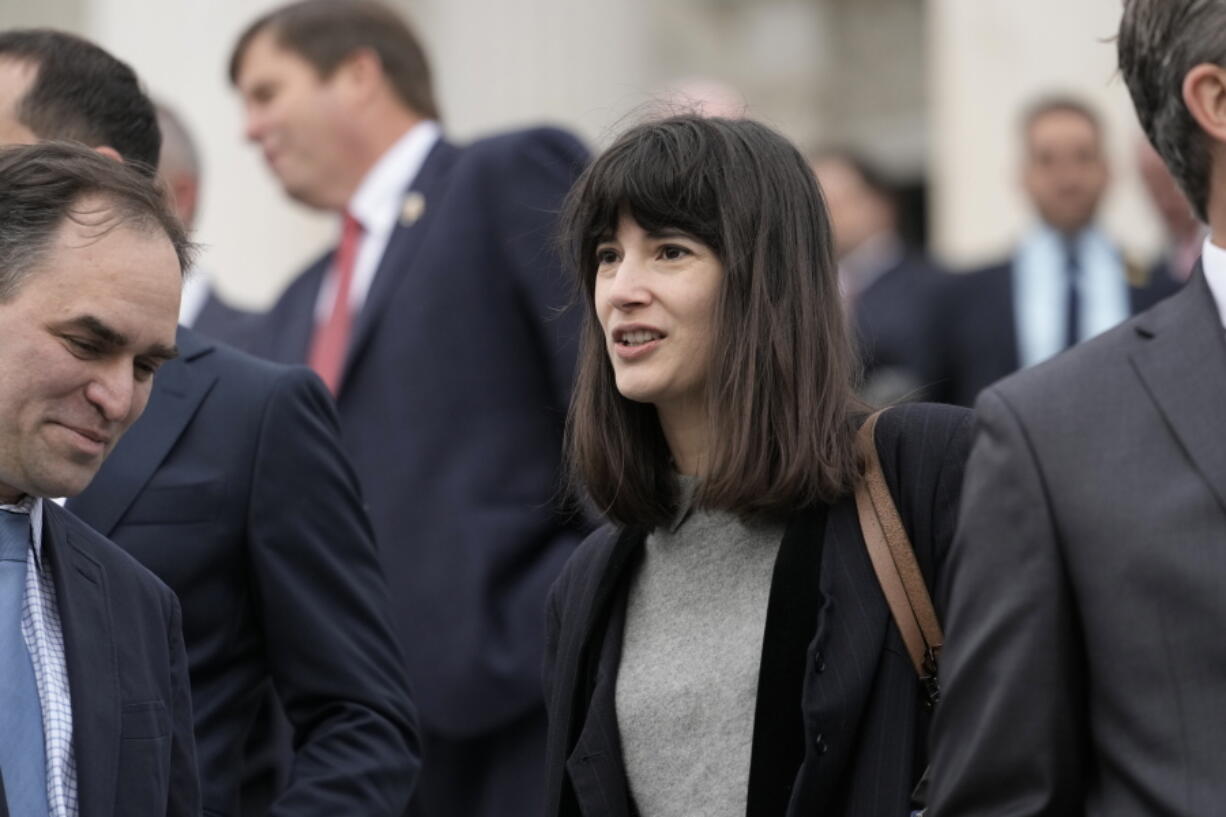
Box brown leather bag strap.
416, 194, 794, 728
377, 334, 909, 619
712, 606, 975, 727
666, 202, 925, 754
854, 410, 943, 707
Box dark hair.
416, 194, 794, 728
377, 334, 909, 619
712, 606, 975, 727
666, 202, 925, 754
0, 141, 194, 300
1019, 94, 1102, 145
229, 0, 439, 120
0, 29, 160, 174
561, 115, 863, 528
1119, 0, 1226, 222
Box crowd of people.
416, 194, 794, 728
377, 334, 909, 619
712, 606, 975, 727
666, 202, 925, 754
821, 97, 1191, 409
0, 1, 1221, 816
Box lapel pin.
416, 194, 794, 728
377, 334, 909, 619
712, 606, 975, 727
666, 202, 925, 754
400, 191, 426, 227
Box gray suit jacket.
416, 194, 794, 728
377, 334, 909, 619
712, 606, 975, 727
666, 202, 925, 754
928, 266, 1226, 816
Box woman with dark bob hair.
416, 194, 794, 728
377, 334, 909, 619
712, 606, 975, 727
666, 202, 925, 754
542, 114, 972, 817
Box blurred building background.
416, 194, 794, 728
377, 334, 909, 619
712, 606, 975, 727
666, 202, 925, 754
0, 0, 1163, 307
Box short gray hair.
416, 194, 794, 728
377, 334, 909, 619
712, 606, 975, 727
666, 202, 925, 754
0, 140, 194, 300
1118, 0, 1226, 222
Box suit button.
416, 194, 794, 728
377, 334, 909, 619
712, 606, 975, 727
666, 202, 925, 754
814, 651, 826, 673
815, 735, 828, 754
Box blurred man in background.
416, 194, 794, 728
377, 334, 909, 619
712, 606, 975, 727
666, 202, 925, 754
0, 28, 419, 817
1137, 135, 1203, 285
811, 148, 943, 404
928, 96, 1177, 406
230, 1, 591, 815
155, 102, 256, 342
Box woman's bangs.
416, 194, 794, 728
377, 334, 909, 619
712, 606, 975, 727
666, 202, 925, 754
583, 138, 717, 249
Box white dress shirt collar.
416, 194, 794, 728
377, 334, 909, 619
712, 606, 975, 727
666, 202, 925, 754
1198, 236, 1226, 329
1013, 223, 1129, 369
314, 120, 441, 323
348, 119, 441, 238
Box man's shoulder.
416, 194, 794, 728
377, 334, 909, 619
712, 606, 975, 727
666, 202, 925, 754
449, 126, 590, 196
165, 328, 331, 437
462, 125, 589, 166
986, 306, 1151, 418
945, 258, 1012, 291
929, 260, 1012, 316
180, 327, 322, 394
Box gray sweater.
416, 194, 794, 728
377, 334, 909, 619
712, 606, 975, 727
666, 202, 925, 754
615, 481, 785, 817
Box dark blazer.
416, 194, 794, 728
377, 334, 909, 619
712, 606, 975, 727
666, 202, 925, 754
543, 403, 973, 817
246, 127, 591, 816
43, 500, 199, 817
926, 256, 1179, 406
68, 327, 418, 817
852, 252, 944, 404
929, 267, 1226, 817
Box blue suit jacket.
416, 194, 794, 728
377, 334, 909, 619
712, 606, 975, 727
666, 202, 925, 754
69, 327, 418, 817
42, 501, 199, 817
247, 126, 591, 816
926, 256, 1180, 407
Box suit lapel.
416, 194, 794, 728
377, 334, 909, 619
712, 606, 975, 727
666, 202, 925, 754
1131, 267, 1226, 514
44, 507, 119, 817
339, 140, 462, 391
67, 327, 219, 535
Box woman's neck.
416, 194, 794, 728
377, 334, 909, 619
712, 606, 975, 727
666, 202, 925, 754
657, 399, 711, 477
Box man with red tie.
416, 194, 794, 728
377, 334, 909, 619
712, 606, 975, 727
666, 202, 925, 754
230, 2, 591, 815
0, 27, 420, 817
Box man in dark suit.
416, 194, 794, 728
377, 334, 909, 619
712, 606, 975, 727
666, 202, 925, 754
811, 148, 944, 403
927, 96, 1178, 407
0, 141, 197, 816
0, 29, 420, 817
928, 3, 1226, 814
229, 2, 591, 814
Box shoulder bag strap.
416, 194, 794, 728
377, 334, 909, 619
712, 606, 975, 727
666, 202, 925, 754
854, 409, 943, 709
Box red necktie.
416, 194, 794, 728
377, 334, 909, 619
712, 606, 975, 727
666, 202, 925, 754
308, 212, 363, 394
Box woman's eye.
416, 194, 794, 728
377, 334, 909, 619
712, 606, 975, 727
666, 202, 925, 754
660, 244, 690, 261
596, 248, 619, 265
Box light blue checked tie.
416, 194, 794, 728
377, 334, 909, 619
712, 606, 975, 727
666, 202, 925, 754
0, 508, 49, 817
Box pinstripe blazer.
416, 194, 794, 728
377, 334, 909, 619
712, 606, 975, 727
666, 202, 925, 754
543, 402, 973, 817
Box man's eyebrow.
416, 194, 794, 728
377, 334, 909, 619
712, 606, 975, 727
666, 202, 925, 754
145, 343, 180, 362
61, 314, 129, 347
59, 315, 179, 361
